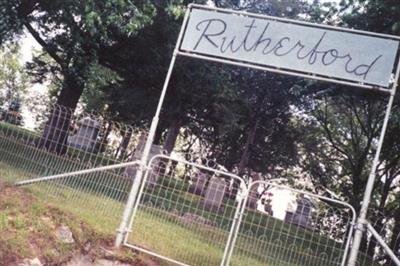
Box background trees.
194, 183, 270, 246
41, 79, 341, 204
0, 44, 29, 125
297, 0, 400, 259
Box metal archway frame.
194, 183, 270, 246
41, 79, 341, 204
115, 4, 400, 265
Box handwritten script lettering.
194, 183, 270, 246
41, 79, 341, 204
180, 9, 399, 87
194, 18, 380, 80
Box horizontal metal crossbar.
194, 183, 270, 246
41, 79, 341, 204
15, 160, 142, 186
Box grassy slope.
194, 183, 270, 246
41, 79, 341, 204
0, 180, 154, 265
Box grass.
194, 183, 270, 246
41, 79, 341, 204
128, 205, 349, 266
0, 170, 158, 265
0, 180, 107, 265
0, 162, 124, 234
131, 210, 227, 265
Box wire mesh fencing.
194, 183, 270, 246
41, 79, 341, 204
124, 155, 247, 266
0, 103, 148, 226
226, 181, 356, 266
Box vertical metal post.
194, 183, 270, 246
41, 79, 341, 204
220, 186, 248, 266
114, 6, 192, 247
221, 186, 250, 266
348, 59, 400, 265
114, 54, 177, 247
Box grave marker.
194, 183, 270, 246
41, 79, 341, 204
68, 117, 100, 152
189, 172, 208, 196
202, 176, 227, 212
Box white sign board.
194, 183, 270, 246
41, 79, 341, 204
180, 8, 399, 88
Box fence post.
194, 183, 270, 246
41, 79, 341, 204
114, 6, 192, 247
113, 53, 176, 246
347, 81, 399, 265
220, 186, 248, 266
221, 185, 249, 266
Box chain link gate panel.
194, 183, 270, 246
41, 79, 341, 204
226, 181, 356, 266
123, 155, 246, 266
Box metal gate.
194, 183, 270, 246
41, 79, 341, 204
122, 155, 356, 266
123, 155, 247, 266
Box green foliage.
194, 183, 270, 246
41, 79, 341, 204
339, 0, 400, 35
98, 0, 309, 178
0, 0, 158, 110
207, 69, 301, 174
0, 44, 29, 125
0, 0, 162, 152
0, 2, 22, 44
236, 0, 310, 18
81, 63, 122, 113
0, 44, 28, 103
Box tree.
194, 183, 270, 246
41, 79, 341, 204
99, 0, 310, 148
0, 44, 29, 125
97, 1, 225, 143
298, 88, 400, 262
307, 0, 400, 261
300, 92, 384, 208
0, 0, 156, 152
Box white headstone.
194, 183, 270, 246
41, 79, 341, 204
68, 117, 100, 152
123, 134, 165, 185
189, 172, 208, 196
247, 172, 261, 209
285, 195, 314, 228
202, 176, 227, 212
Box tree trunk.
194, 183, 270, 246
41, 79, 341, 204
38, 73, 84, 154
237, 119, 259, 175
118, 127, 133, 160
158, 118, 181, 178
99, 122, 113, 154
163, 118, 181, 154
153, 126, 163, 145
229, 118, 260, 200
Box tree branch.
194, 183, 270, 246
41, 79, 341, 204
23, 22, 65, 68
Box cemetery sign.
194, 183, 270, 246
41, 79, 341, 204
179, 7, 399, 88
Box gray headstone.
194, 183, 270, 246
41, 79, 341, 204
189, 172, 208, 196
130, 134, 164, 162
146, 155, 165, 187
284, 211, 294, 223
202, 176, 227, 212
293, 197, 313, 228
247, 188, 259, 210
68, 117, 100, 152
123, 134, 165, 185
246, 172, 261, 209
285, 196, 314, 228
